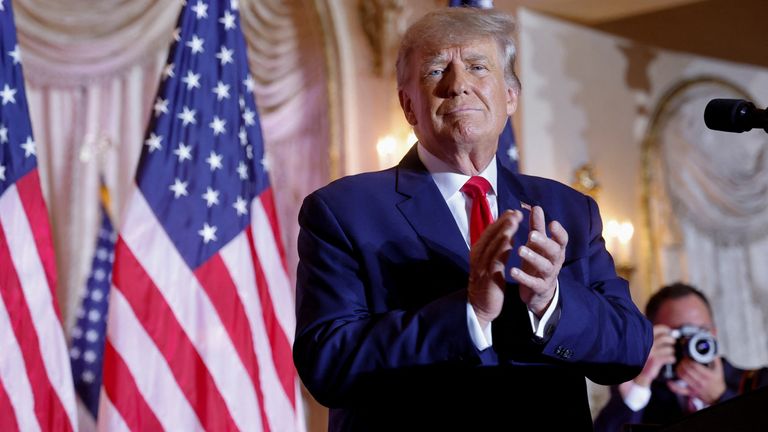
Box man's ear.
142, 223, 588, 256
506, 86, 518, 116
398, 89, 417, 126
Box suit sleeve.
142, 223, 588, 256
548, 195, 652, 383
547, 195, 652, 383
494, 193, 652, 384
293, 192, 485, 407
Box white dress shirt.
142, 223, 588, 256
416, 143, 560, 350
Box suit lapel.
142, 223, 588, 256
496, 161, 538, 274
395, 146, 470, 272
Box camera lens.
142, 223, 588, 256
695, 340, 710, 354
688, 332, 717, 364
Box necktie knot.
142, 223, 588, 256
461, 176, 492, 199
461, 176, 493, 245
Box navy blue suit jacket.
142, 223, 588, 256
294, 146, 652, 429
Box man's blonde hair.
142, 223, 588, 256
395, 7, 520, 91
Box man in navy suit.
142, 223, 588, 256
594, 283, 761, 431
294, 7, 652, 430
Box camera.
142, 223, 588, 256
662, 325, 718, 380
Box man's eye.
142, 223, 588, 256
427, 69, 443, 77
470, 65, 487, 71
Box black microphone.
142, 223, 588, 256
704, 98, 768, 133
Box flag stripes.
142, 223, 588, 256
102, 290, 200, 431
104, 188, 299, 430
0, 287, 34, 432
193, 254, 272, 431
0, 176, 77, 432
0, 371, 21, 432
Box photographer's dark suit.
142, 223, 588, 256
594, 358, 745, 431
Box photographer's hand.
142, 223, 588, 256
669, 357, 726, 404
632, 325, 676, 387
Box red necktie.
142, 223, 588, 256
461, 176, 493, 246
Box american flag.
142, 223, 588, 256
98, 1, 304, 431
0, 0, 79, 431
69, 183, 115, 424
449, 0, 519, 173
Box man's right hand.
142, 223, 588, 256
633, 324, 676, 387
468, 210, 523, 329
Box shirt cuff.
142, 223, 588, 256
622, 382, 652, 412
527, 279, 560, 338
466, 302, 493, 350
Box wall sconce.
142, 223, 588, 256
604, 219, 635, 280
376, 131, 416, 169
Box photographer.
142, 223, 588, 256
594, 282, 745, 431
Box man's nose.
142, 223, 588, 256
443, 67, 470, 96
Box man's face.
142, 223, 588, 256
655, 294, 716, 335
398, 37, 517, 158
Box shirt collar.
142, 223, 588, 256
417, 142, 497, 201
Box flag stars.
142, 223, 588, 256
173, 143, 193, 162
212, 81, 231, 101
8, 44, 20, 65
238, 127, 248, 146
182, 70, 201, 90
93, 269, 106, 282
21, 136, 36, 157
85, 329, 99, 342
82, 371, 95, 384
507, 145, 519, 162
88, 309, 102, 322
154, 97, 169, 117
0, 165, 5, 182
233, 196, 248, 216
162, 63, 175, 80
91, 289, 104, 302
236, 161, 249, 180
261, 156, 270, 172
220, 10, 236, 30
169, 178, 189, 198
206, 150, 223, 171
202, 187, 220, 207
177, 106, 197, 126
145, 133, 162, 153
216, 46, 234, 66
0, 84, 17, 105
198, 223, 218, 244
243, 75, 255, 93
0, 123, 7, 143
96, 248, 109, 261
209, 116, 227, 136
191, 0, 208, 19
242, 108, 256, 126
84, 350, 97, 363
186, 34, 205, 54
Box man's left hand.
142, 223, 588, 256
668, 357, 727, 405
511, 206, 568, 316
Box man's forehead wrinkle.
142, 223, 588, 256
418, 45, 492, 67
